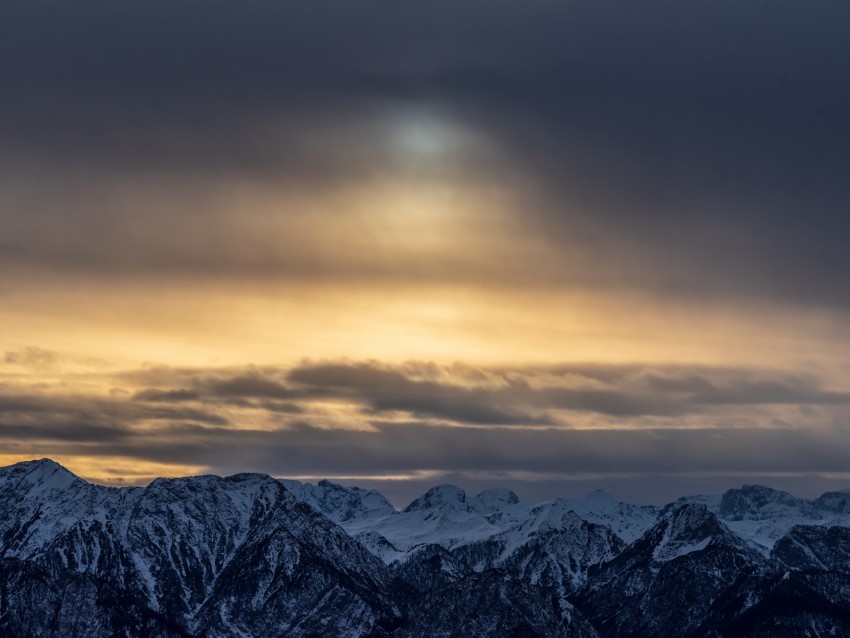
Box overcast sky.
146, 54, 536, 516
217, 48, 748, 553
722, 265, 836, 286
2, 0, 850, 506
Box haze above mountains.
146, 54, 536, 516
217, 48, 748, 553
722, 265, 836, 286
4, 458, 850, 637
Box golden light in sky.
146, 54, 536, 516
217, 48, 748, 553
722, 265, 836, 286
3, 0, 850, 503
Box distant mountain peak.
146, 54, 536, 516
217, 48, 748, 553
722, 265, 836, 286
665, 501, 714, 522
403, 484, 468, 513
470, 488, 520, 514
660, 503, 723, 538
720, 484, 815, 520
3, 457, 82, 491
279, 477, 396, 524
4, 459, 850, 636
10, 457, 65, 472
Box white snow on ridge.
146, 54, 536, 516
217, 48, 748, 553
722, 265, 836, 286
280, 478, 395, 524
339, 485, 515, 555
653, 536, 711, 562
6, 459, 850, 571
664, 487, 850, 551
552, 489, 661, 544
316, 484, 659, 563
288, 479, 850, 562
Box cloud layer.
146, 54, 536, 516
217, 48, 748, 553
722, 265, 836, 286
4, 356, 850, 502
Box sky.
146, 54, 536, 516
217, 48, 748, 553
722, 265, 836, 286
2, 0, 850, 506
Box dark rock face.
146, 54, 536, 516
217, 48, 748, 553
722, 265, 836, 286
694, 570, 850, 637
814, 491, 850, 515
0, 460, 400, 638
696, 524, 850, 636
773, 525, 850, 571
5, 460, 850, 637
576, 504, 770, 637
193, 500, 402, 638
382, 571, 600, 638
0, 558, 190, 638
453, 512, 624, 598
392, 543, 473, 593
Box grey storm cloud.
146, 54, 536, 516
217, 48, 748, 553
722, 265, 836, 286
0, 391, 229, 432
207, 375, 300, 400
5, 359, 850, 501
115, 361, 850, 428
1, 0, 849, 308
286, 362, 850, 422
8, 362, 850, 445
288, 364, 555, 425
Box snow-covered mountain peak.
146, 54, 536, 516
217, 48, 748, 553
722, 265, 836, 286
662, 503, 720, 536
522, 499, 587, 532
471, 487, 519, 510
814, 490, 850, 514
720, 484, 815, 520
144, 471, 285, 510
5, 458, 850, 637
547, 492, 661, 544
344, 485, 502, 554
279, 478, 396, 523
12, 457, 64, 472
647, 504, 736, 562
313, 479, 396, 516
3, 457, 83, 492
403, 484, 469, 513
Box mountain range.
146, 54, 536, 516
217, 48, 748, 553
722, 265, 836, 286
3, 459, 850, 637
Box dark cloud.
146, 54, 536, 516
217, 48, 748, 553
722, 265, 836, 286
4, 359, 850, 502
0, 396, 59, 414
10, 362, 847, 445
0, 391, 229, 431
0, 419, 131, 443
289, 363, 555, 425
288, 362, 850, 423
132, 372, 311, 409
689, 380, 850, 406
206, 374, 300, 400
1, 1, 848, 309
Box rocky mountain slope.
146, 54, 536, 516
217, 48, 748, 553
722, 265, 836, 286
0, 459, 400, 637
4, 459, 850, 637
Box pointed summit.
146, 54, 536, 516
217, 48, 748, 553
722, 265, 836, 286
403, 485, 469, 513
663, 503, 723, 536
650, 504, 728, 562
1, 458, 82, 491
